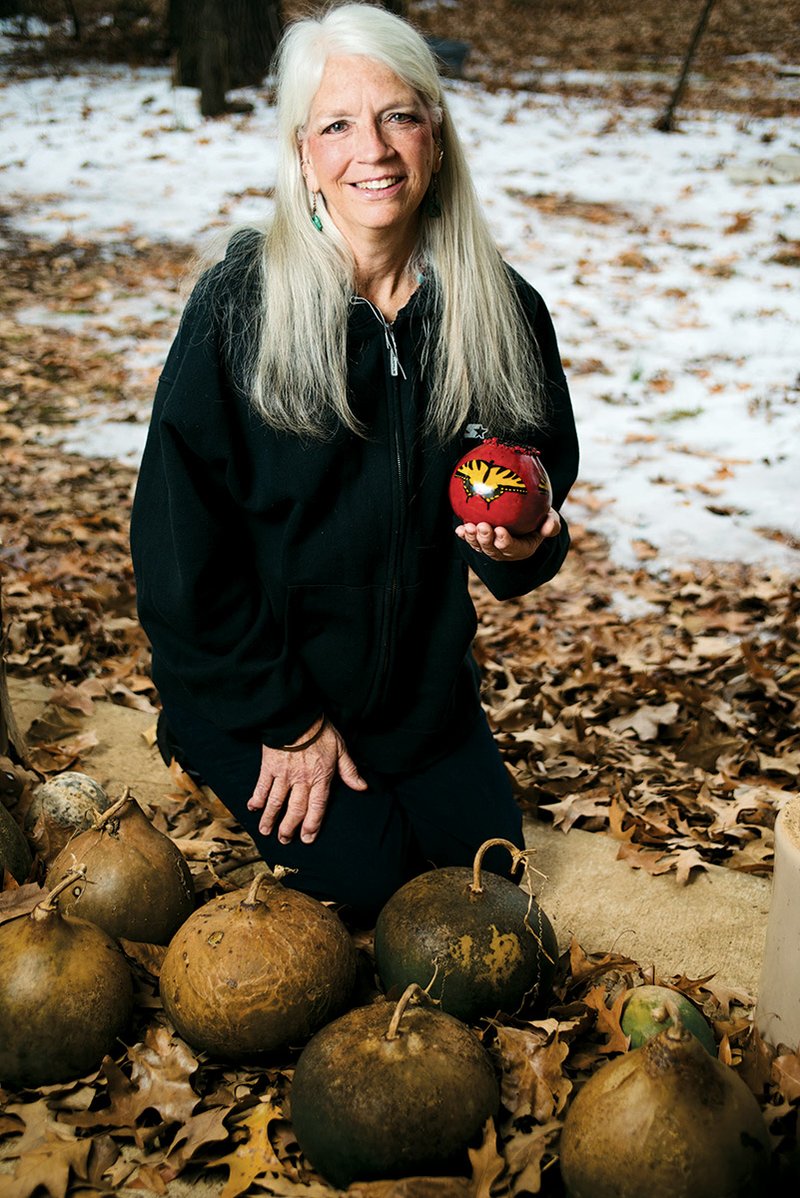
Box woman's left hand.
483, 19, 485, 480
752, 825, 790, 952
455, 507, 561, 561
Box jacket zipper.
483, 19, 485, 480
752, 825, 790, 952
355, 298, 407, 379
354, 299, 407, 706
381, 360, 405, 705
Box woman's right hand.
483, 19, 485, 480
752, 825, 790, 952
246, 718, 367, 846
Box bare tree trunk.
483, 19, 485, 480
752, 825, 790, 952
654, 0, 717, 132
199, 0, 229, 118
171, 0, 282, 116
64, 0, 82, 41
0, 572, 29, 768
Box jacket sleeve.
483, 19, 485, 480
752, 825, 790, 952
459, 275, 579, 601
130, 280, 322, 747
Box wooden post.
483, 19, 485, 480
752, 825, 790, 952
756, 795, 800, 1049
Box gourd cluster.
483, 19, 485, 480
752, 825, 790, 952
0, 775, 771, 1195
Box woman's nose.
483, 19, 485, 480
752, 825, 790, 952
355, 121, 392, 161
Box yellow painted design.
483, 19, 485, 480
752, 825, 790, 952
449, 935, 474, 967
455, 458, 527, 507
482, 925, 522, 983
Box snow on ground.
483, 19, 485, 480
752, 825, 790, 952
2, 48, 799, 573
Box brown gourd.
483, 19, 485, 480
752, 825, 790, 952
47, 790, 194, 944
159, 869, 357, 1058
290, 983, 500, 1187
374, 837, 558, 1021
559, 1010, 771, 1198
0, 869, 134, 1089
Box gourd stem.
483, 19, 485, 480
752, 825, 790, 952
664, 999, 689, 1043
246, 873, 268, 905
244, 867, 283, 907
35, 865, 87, 917
470, 837, 525, 894
94, 787, 131, 829
386, 983, 424, 1041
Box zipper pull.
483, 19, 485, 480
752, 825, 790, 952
386, 326, 406, 379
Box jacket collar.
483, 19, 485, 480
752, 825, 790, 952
348, 279, 429, 333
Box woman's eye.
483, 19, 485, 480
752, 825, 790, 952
387, 111, 418, 124
323, 120, 349, 135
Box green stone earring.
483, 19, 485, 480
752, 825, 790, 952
310, 191, 323, 231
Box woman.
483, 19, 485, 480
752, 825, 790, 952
130, 2, 578, 922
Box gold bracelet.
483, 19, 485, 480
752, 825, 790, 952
279, 716, 327, 753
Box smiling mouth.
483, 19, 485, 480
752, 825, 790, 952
353, 177, 403, 191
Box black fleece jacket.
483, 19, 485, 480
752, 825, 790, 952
130, 243, 579, 773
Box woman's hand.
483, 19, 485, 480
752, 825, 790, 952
246, 718, 367, 846
455, 507, 561, 561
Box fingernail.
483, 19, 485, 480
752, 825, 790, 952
301, 832, 315, 844
278, 835, 290, 845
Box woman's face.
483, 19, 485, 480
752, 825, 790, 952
301, 54, 439, 251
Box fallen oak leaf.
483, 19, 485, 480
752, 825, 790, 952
106, 682, 157, 713
47, 683, 98, 718
86, 1133, 120, 1188
737, 1025, 777, 1098
217, 1096, 289, 1198
607, 701, 680, 742
0, 1112, 25, 1136
771, 1052, 800, 1105
695, 976, 755, 1016
63, 1025, 200, 1141
672, 847, 710, 886
539, 793, 610, 833
566, 939, 639, 988
582, 985, 630, 1054
468, 1119, 505, 1198
122, 1162, 169, 1193
615, 842, 677, 877
28, 729, 100, 774
61, 1058, 151, 1141
119, 938, 168, 978
499, 1117, 561, 1197
492, 1023, 571, 1123
24, 705, 85, 745
1, 1099, 61, 1158
161, 1105, 233, 1178
3, 1127, 92, 1198
0, 882, 43, 925
122, 1024, 201, 1124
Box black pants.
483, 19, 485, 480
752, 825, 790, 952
162, 701, 524, 923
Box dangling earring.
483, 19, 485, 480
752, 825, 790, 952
310, 191, 323, 232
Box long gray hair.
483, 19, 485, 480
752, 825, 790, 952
214, 2, 544, 440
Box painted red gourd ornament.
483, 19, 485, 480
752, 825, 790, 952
449, 438, 552, 535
